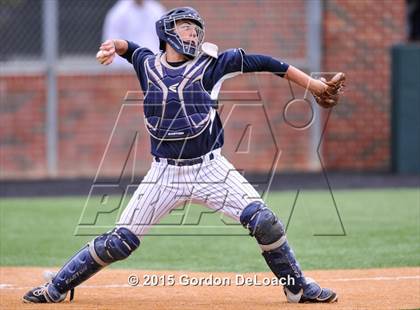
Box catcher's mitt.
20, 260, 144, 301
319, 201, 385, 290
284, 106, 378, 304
312, 72, 346, 108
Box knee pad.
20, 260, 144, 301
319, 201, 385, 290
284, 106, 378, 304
93, 227, 140, 265
240, 201, 285, 248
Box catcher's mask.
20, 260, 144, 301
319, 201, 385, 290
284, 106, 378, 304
155, 7, 205, 59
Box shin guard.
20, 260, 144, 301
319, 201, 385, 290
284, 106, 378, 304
50, 227, 139, 298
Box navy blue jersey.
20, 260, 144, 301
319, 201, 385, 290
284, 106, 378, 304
121, 41, 289, 159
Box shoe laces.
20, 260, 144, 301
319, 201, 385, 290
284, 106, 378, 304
33, 285, 48, 297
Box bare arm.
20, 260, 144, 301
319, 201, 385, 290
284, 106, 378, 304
239, 53, 327, 95
285, 66, 346, 108
284, 65, 327, 95
113, 39, 129, 55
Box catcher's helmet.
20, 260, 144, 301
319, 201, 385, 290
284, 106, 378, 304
155, 7, 205, 59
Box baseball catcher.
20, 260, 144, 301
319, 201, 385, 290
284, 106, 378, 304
24, 7, 345, 304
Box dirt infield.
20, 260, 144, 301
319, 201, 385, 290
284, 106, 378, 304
1, 267, 419, 309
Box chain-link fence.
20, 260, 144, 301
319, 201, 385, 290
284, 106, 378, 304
0, 0, 43, 61
1, 0, 121, 180
58, 0, 115, 57
0, 0, 115, 63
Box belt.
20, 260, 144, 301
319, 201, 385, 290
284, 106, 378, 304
154, 150, 218, 166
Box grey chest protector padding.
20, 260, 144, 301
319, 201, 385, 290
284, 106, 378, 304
143, 53, 216, 142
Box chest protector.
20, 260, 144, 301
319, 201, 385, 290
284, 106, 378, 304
143, 53, 216, 141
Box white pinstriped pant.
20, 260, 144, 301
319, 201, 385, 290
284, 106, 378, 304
116, 149, 263, 238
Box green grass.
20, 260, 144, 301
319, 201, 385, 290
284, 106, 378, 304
0, 189, 419, 272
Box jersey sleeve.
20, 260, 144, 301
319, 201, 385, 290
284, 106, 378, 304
242, 54, 289, 77
120, 40, 154, 92
203, 48, 245, 100
203, 48, 290, 99
208, 48, 244, 81
120, 41, 154, 65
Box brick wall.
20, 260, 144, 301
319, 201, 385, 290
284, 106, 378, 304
323, 0, 405, 171
1, 76, 47, 178
0, 0, 406, 179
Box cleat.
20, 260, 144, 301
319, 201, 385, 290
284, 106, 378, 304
22, 283, 68, 304
283, 277, 338, 304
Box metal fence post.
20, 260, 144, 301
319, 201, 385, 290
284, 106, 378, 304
43, 0, 58, 176
306, 0, 323, 171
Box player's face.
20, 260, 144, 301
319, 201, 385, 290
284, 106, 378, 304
175, 20, 199, 46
